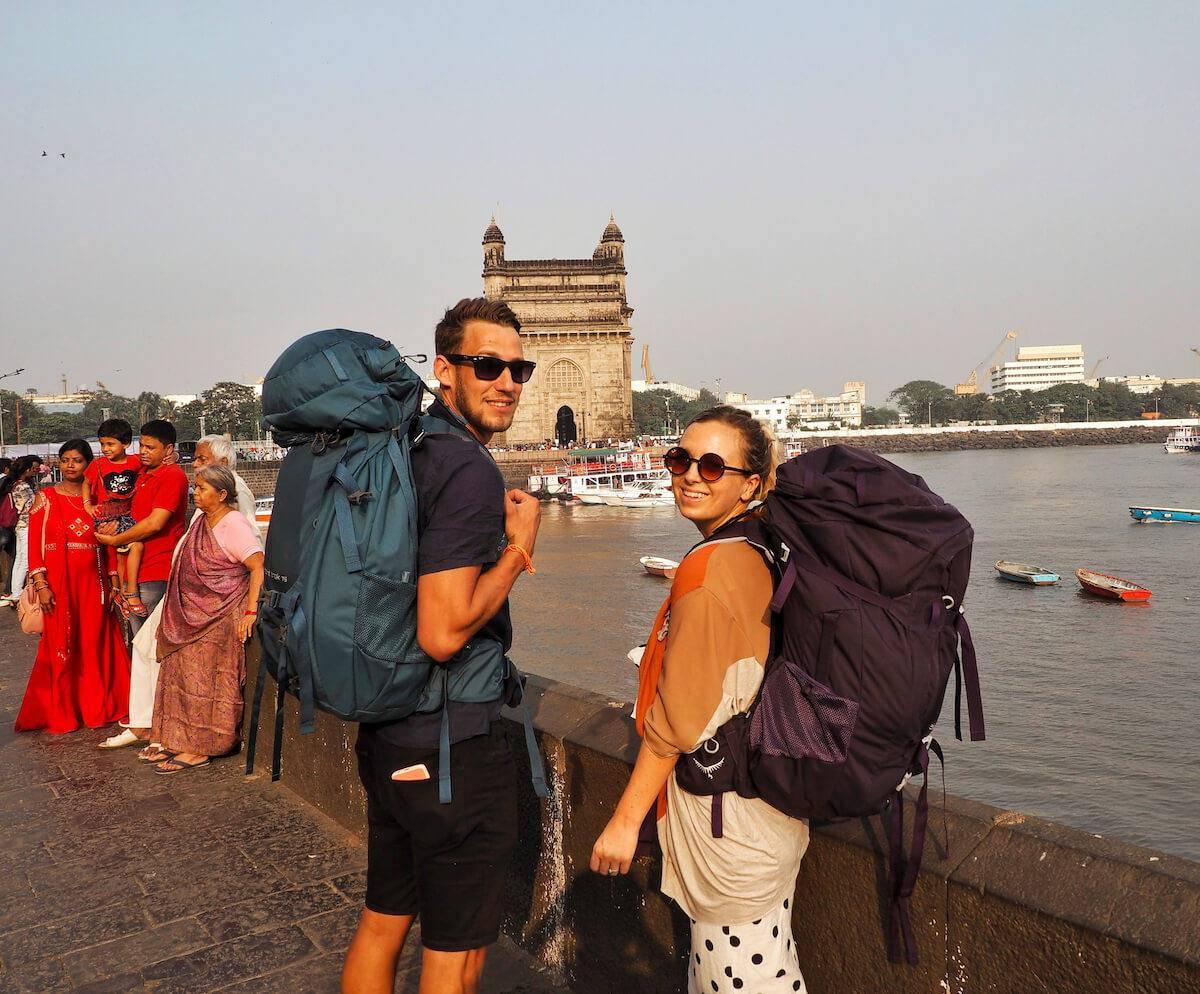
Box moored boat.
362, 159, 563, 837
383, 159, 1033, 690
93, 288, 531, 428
1163, 426, 1200, 454
1129, 505, 1200, 524
994, 560, 1060, 585
640, 556, 679, 578
254, 495, 273, 531
1075, 568, 1152, 602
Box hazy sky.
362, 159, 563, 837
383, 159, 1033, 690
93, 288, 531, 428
3, 2, 1198, 405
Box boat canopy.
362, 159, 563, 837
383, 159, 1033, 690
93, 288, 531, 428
569, 448, 623, 458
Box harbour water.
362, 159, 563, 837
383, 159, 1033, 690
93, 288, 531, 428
509, 443, 1200, 862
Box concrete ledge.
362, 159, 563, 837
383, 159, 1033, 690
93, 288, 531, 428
244, 654, 1200, 993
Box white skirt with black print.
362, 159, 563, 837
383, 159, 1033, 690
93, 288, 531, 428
688, 897, 806, 994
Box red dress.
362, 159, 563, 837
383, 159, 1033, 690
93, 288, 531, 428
15, 488, 131, 734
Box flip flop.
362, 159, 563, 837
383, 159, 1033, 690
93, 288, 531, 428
137, 745, 174, 763
155, 756, 211, 775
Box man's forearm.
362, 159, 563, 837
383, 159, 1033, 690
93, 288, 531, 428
425, 553, 525, 661
112, 516, 165, 544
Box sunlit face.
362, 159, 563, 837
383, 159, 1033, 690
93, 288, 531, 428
192, 444, 212, 470
99, 436, 127, 461
58, 450, 89, 484
139, 435, 172, 469
192, 477, 229, 513
670, 422, 761, 538
432, 320, 525, 443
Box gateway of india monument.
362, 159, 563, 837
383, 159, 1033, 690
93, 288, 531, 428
481, 216, 635, 447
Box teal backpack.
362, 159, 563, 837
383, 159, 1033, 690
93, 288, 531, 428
246, 329, 547, 804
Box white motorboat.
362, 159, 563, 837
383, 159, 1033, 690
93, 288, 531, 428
1164, 426, 1200, 454
254, 496, 274, 531
640, 556, 679, 578
603, 481, 674, 508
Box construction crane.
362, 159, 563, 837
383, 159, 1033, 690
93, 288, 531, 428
955, 330, 1018, 396
641, 344, 653, 385
1087, 356, 1109, 381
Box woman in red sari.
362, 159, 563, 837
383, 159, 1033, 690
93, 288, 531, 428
15, 439, 131, 734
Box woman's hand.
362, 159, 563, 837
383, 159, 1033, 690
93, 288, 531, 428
236, 613, 257, 642
590, 813, 640, 877
36, 584, 54, 613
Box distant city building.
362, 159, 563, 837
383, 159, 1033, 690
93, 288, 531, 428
631, 380, 701, 402
991, 345, 1085, 392
26, 392, 88, 415
1094, 374, 1200, 395
482, 216, 635, 445
732, 382, 866, 432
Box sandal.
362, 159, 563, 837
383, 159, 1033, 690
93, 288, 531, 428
155, 756, 211, 775
122, 591, 149, 618
137, 745, 174, 763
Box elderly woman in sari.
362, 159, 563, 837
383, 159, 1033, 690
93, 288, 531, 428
99, 434, 258, 752
149, 465, 264, 773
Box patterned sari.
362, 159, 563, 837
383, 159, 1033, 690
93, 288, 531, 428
151, 514, 250, 755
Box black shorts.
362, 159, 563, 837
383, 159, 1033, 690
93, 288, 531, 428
355, 720, 518, 952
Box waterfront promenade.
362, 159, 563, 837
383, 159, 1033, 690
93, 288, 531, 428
0, 612, 566, 994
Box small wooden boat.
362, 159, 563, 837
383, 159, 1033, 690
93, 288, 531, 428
640, 556, 679, 579
1129, 505, 1200, 524
1076, 569, 1152, 602
995, 560, 1060, 585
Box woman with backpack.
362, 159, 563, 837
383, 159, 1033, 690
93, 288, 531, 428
0, 456, 45, 608
591, 406, 810, 994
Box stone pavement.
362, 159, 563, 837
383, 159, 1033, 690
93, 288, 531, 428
0, 611, 569, 993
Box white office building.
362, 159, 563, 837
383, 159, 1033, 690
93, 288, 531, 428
991, 345, 1085, 393
733, 382, 866, 432
631, 380, 702, 402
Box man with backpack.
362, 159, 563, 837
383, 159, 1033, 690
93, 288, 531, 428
341, 298, 542, 994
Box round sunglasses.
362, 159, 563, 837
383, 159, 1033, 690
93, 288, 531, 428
444, 353, 537, 384
663, 446, 754, 482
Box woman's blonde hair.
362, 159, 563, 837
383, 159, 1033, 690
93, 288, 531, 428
684, 405, 777, 501
196, 465, 238, 506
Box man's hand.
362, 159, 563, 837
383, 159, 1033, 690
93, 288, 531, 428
504, 489, 542, 555
96, 521, 119, 538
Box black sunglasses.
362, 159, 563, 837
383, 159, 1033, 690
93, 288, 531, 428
664, 446, 754, 483
444, 353, 537, 384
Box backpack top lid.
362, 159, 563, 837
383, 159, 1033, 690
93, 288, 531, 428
262, 329, 425, 439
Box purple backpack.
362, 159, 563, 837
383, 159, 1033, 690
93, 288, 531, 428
674, 444, 984, 965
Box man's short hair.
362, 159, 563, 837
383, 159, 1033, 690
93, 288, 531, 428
97, 418, 134, 445
197, 433, 235, 466
140, 419, 177, 446
434, 297, 521, 357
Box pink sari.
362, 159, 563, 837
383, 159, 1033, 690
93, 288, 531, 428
152, 516, 251, 755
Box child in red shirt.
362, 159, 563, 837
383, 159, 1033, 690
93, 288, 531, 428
82, 418, 147, 617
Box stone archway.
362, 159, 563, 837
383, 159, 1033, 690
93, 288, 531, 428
555, 406, 578, 446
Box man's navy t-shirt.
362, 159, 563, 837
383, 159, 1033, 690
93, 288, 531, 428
364, 399, 510, 747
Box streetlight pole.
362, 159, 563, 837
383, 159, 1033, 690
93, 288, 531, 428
0, 368, 26, 455
1085, 399, 1090, 423
927, 401, 932, 428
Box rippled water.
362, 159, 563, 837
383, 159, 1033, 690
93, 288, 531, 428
509, 444, 1200, 861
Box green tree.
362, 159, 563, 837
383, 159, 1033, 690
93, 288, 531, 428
861, 405, 900, 426
632, 388, 720, 437
174, 400, 204, 441
23, 412, 89, 443
887, 380, 955, 425
1150, 383, 1200, 418
200, 382, 263, 438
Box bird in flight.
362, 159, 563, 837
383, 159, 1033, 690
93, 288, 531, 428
41, 150, 47, 157
60, 153, 66, 158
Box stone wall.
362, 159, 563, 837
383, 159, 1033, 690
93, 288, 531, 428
243, 653, 1200, 993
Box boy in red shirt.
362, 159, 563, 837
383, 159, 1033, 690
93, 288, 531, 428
82, 418, 147, 616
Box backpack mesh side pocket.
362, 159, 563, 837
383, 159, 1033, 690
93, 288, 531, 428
354, 572, 417, 661
751, 658, 859, 764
